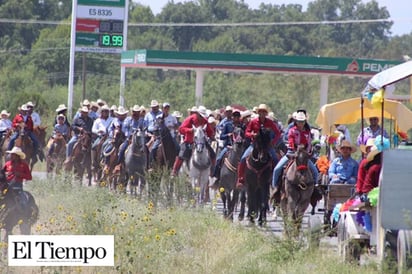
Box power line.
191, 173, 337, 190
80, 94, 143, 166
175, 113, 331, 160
0, 18, 395, 27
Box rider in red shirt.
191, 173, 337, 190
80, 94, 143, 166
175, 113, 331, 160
8, 104, 42, 161
236, 104, 281, 188
3, 147, 32, 189
171, 106, 216, 176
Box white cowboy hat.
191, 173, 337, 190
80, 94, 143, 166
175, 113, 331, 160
56, 104, 68, 112
19, 104, 29, 111
172, 110, 182, 118
100, 104, 110, 111
295, 112, 307, 121
241, 110, 252, 119
256, 104, 269, 113
131, 105, 141, 112
189, 106, 197, 113
197, 106, 208, 118
337, 140, 357, 153
367, 145, 381, 162
110, 105, 117, 111
80, 106, 89, 113
96, 98, 106, 106
1, 110, 10, 117
6, 147, 26, 159
90, 101, 99, 108
26, 101, 35, 107
81, 99, 90, 106
163, 102, 170, 108
360, 138, 376, 154
115, 106, 129, 116
225, 105, 233, 112
139, 106, 146, 112
150, 100, 159, 107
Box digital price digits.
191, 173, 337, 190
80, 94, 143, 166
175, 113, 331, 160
99, 34, 123, 47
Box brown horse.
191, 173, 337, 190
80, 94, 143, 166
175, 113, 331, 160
46, 133, 66, 176
99, 128, 127, 192
64, 132, 92, 186
280, 145, 315, 238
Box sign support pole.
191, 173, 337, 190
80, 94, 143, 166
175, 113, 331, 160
68, 0, 78, 119
119, 0, 129, 107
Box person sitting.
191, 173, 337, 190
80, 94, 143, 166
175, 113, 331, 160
271, 111, 318, 193
357, 144, 382, 198
0, 110, 12, 145
3, 147, 32, 207
171, 106, 215, 177
54, 104, 71, 127
355, 138, 375, 194
236, 104, 281, 188
357, 116, 388, 145
65, 106, 94, 164
8, 104, 42, 162
328, 140, 359, 184
48, 114, 70, 156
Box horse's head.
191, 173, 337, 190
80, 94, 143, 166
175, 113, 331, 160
132, 128, 146, 153
232, 126, 245, 144
295, 144, 310, 170
34, 126, 48, 148
79, 132, 92, 151
252, 128, 271, 163
193, 125, 207, 153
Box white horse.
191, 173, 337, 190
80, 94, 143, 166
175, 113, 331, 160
189, 125, 212, 205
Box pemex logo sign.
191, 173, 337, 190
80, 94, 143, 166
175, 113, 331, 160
8, 235, 114, 266
346, 59, 399, 74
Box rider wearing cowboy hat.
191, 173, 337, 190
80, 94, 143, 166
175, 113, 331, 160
3, 147, 32, 190
328, 140, 359, 184
65, 106, 94, 164
236, 104, 281, 188
8, 104, 42, 162
272, 111, 318, 192
171, 106, 216, 177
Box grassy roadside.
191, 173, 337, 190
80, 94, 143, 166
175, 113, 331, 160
2, 175, 383, 274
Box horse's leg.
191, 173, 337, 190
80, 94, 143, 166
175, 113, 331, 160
238, 190, 246, 221
20, 222, 31, 235
1, 229, 9, 259
221, 191, 227, 217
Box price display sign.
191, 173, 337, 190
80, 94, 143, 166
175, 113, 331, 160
75, 0, 126, 53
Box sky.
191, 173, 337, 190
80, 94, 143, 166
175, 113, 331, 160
135, 0, 412, 36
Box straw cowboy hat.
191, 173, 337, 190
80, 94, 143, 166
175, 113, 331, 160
256, 104, 269, 113
360, 138, 376, 154
367, 145, 381, 162
150, 100, 159, 107
6, 147, 26, 159
100, 105, 110, 111
26, 101, 35, 107
189, 106, 197, 113
90, 101, 99, 108
115, 106, 129, 116
80, 106, 89, 113
96, 98, 106, 106
225, 105, 233, 112
131, 105, 141, 112
139, 106, 146, 112
337, 140, 357, 153
56, 104, 68, 112
196, 106, 208, 119
1, 110, 10, 117
110, 105, 117, 111
81, 99, 91, 106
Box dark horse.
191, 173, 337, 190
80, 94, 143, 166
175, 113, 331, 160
280, 145, 315, 238
64, 131, 92, 186
125, 128, 147, 197
245, 128, 273, 226
219, 126, 246, 220
152, 122, 178, 171
0, 169, 39, 251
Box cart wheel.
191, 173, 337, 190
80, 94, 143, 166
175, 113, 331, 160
307, 214, 322, 249
397, 230, 412, 273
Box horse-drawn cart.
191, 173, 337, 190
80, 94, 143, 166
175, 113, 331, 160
335, 61, 412, 273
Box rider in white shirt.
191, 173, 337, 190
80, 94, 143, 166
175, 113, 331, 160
92, 105, 113, 149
